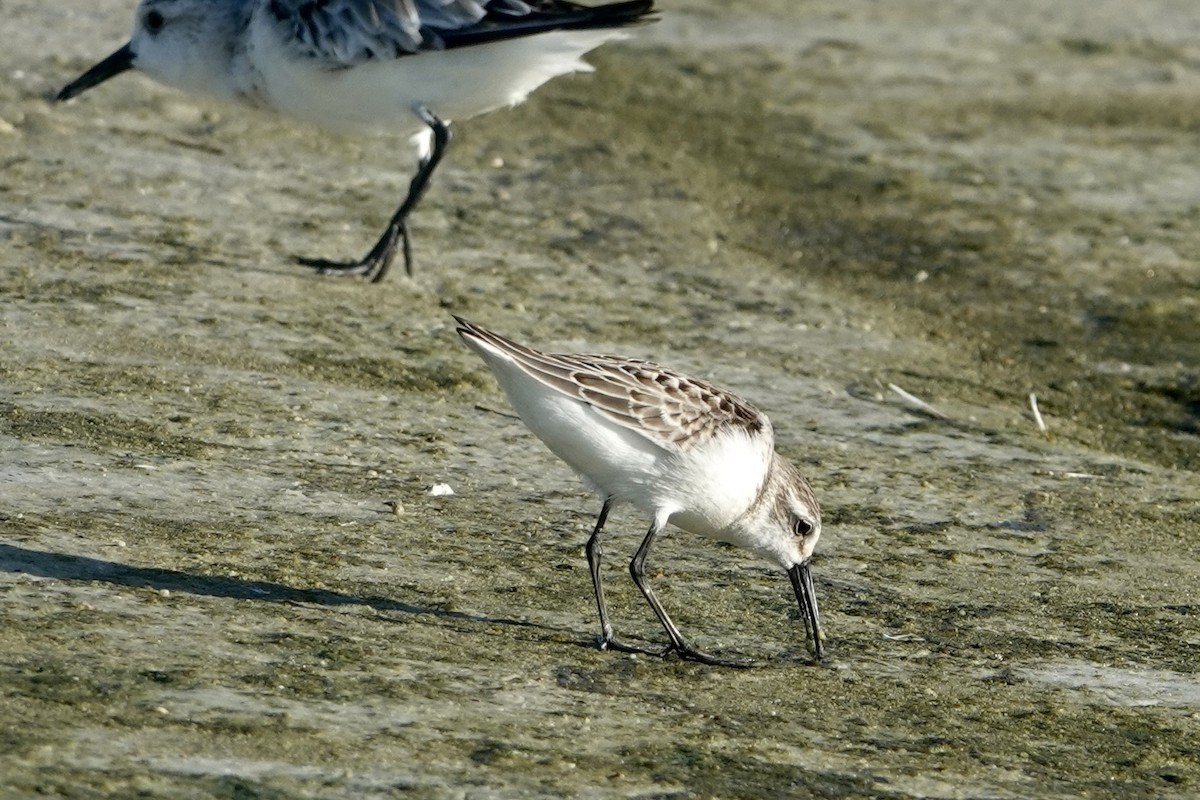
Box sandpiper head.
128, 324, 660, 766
58, 0, 228, 102
739, 456, 824, 660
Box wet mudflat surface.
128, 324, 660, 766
1, 0, 1198, 796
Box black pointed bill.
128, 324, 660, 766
57, 43, 135, 102
788, 559, 824, 661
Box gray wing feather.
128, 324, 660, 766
270, 0, 531, 64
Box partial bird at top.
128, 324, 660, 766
57, 0, 656, 282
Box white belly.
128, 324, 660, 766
245, 23, 626, 136
490, 363, 770, 540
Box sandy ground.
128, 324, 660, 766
2, 0, 1199, 796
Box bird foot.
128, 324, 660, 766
297, 254, 392, 282
664, 644, 754, 669
296, 222, 408, 283
598, 634, 753, 668
597, 634, 663, 658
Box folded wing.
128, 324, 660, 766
455, 317, 770, 452
269, 0, 652, 65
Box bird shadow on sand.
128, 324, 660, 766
0, 542, 568, 640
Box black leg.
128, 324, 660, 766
585, 499, 661, 657
628, 518, 753, 668
299, 105, 451, 282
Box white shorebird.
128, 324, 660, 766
56, 0, 655, 282
455, 317, 825, 667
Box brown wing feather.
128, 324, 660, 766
575, 359, 766, 446
455, 317, 769, 450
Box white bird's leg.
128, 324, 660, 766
301, 105, 451, 282
586, 499, 661, 657
629, 518, 753, 668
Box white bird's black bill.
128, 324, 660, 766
788, 560, 824, 662
57, 43, 135, 102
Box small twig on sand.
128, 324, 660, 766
888, 383, 951, 421
1029, 393, 1048, 434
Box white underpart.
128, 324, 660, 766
241, 22, 628, 137
463, 335, 776, 548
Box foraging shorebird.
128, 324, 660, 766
455, 316, 825, 666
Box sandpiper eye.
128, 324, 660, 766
144, 10, 166, 33
792, 517, 813, 538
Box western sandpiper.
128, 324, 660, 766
455, 316, 825, 667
